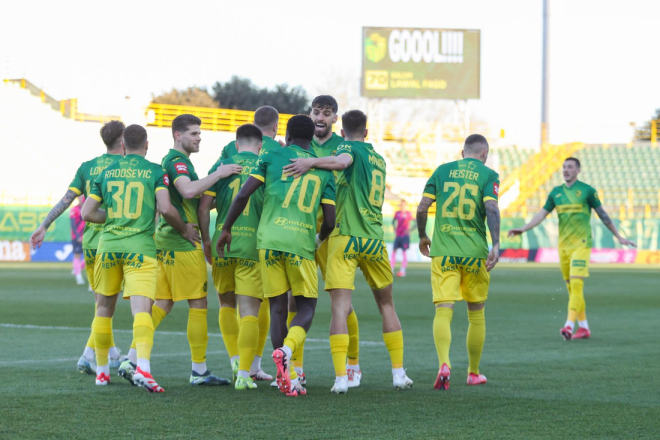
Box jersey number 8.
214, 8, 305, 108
368, 170, 385, 207
107, 181, 145, 219
441, 182, 478, 220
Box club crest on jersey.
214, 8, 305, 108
575, 190, 582, 197
175, 162, 189, 174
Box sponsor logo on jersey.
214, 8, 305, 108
129, 158, 139, 167
175, 162, 189, 174
440, 224, 476, 236
163, 175, 170, 186
467, 161, 477, 170
273, 217, 314, 232
556, 204, 584, 214
337, 144, 352, 153
493, 182, 499, 195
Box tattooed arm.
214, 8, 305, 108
595, 206, 636, 247
485, 199, 501, 271
416, 196, 434, 257
30, 189, 78, 249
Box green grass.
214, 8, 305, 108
0, 263, 658, 439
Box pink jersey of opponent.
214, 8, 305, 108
70, 205, 85, 241
394, 211, 413, 237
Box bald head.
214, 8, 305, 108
462, 134, 489, 163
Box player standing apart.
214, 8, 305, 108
508, 157, 635, 340
391, 200, 415, 277
218, 115, 336, 397
82, 125, 192, 392
284, 110, 413, 393
199, 124, 271, 389
70, 196, 86, 285
30, 120, 126, 375
416, 134, 500, 390
122, 114, 239, 386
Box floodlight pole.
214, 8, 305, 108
541, 0, 550, 148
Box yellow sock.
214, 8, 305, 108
568, 278, 584, 323
86, 304, 97, 349
467, 308, 486, 374
330, 334, 349, 376
383, 330, 404, 369
433, 306, 453, 369
129, 304, 166, 350
284, 326, 307, 355
133, 312, 154, 362
188, 308, 208, 363
238, 316, 259, 372
92, 316, 112, 367
287, 311, 296, 329
347, 310, 359, 366
256, 298, 270, 357
219, 307, 239, 358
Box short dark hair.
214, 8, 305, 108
123, 124, 148, 151
342, 110, 367, 136
311, 95, 338, 114
254, 106, 279, 128
465, 134, 489, 148
172, 114, 201, 138
236, 124, 263, 144
565, 157, 581, 168
100, 120, 125, 148
286, 115, 315, 141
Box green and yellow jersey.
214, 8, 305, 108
68, 153, 121, 249
205, 151, 264, 261
155, 149, 201, 252
312, 132, 343, 158
423, 158, 500, 259
250, 145, 336, 261
543, 181, 601, 249
89, 154, 168, 258
333, 141, 386, 240
219, 136, 281, 160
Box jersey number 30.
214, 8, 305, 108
441, 182, 477, 220
107, 181, 145, 219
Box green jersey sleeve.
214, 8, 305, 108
89, 174, 104, 202
69, 165, 85, 196
483, 170, 500, 202
220, 141, 238, 160
250, 155, 269, 182
587, 186, 601, 209
543, 192, 556, 212
422, 169, 439, 200
321, 176, 336, 205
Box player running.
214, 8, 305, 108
218, 105, 281, 159
82, 124, 195, 392
217, 115, 336, 397
508, 157, 635, 340
122, 114, 239, 386
30, 120, 126, 375
198, 124, 271, 389
416, 134, 500, 390
391, 200, 415, 277
284, 110, 413, 393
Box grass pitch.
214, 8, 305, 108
0, 263, 658, 439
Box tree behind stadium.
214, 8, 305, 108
212, 75, 309, 114
152, 87, 219, 108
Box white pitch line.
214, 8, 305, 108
0, 323, 385, 346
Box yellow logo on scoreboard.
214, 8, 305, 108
365, 33, 387, 63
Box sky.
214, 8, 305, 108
1, 0, 658, 146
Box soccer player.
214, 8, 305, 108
284, 95, 362, 386
123, 114, 240, 386
198, 124, 271, 389
82, 124, 198, 392
416, 134, 500, 390
391, 200, 415, 277
283, 110, 413, 394
508, 157, 635, 340
217, 115, 336, 397
29, 120, 126, 375
218, 105, 281, 159
70, 196, 86, 285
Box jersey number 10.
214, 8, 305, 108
441, 182, 478, 220
107, 181, 145, 219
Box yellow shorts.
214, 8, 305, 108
156, 249, 208, 302
93, 252, 157, 300
315, 239, 329, 281
559, 248, 591, 279
259, 249, 318, 299
84, 249, 97, 287
431, 256, 490, 304
325, 235, 393, 291
212, 257, 263, 299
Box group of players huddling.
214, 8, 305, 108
30, 94, 634, 395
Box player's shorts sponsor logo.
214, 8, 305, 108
175, 162, 189, 174
342, 237, 386, 262
571, 259, 586, 267
263, 250, 304, 267
440, 224, 476, 236
101, 252, 145, 269
440, 256, 482, 274
157, 250, 175, 266
272, 217, 313, 233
